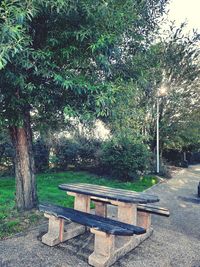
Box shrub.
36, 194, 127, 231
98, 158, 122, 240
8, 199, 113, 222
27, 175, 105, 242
33, 139, 49, 173
75, 136, 101, 169
149, 155, 171, 178
54, 138, 79, 170
0, 142, 14, 176
53, 137, 101, 171
100, 137, 151, 181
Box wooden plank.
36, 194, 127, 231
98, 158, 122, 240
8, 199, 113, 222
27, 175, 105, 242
39, 203, 146, 236
59, 183, 159, 204
137, 204, 170, 217
138, 204, 169, 212
64, 183, 158, 200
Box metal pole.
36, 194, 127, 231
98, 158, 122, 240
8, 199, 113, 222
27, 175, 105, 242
156, 97, 159, 173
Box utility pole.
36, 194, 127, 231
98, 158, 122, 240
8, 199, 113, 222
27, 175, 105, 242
156, 97, 160, 173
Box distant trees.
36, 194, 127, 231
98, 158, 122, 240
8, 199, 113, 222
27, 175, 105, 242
107, 23, 200, 164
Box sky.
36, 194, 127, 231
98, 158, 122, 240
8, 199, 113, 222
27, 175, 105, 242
167, 0, 200, 31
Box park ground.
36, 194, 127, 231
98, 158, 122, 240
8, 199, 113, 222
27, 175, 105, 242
0, 165, 200, 267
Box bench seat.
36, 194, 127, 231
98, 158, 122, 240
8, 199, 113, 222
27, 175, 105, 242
39, 203, 153, 267
137, 204, 170, 217
39, 203, 146, 236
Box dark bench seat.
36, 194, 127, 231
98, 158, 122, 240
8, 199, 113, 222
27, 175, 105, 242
137, 204, 170, 217
39, 203, 146, 236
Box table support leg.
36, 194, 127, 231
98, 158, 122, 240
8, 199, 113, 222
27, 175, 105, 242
94, 202, 107, 217
137, 211, 151, 229
117, 203, 137, 245
118, 203, 137, 224
74, 193, 91, 213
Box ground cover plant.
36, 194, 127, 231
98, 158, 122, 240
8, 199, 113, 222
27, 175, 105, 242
0, 171, 158, 239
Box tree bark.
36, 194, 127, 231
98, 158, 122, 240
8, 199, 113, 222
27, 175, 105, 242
9, 111, 38, 211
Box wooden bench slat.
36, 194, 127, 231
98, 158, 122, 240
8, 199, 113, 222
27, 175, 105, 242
39, 203, 146, 236
60, 183, 159, 200
137, 204, 170, 217
59, 183, 159, 204
73, 183, 158, 199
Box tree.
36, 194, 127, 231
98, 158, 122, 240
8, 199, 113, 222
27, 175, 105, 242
105, 21, 200, 168
0, 0, 169, 210
153, 24, 200, 154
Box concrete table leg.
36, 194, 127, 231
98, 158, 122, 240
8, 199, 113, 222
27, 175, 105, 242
118, 203, 137, 224
137, 211, 151, 229
116, 203, 137, 246
74, 193, 91, 213
94, 202, 107, 217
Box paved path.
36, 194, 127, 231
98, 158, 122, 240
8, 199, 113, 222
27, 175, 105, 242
0, 165, 200, 267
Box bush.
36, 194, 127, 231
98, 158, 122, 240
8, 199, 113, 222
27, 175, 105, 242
149, 155, 172, 178
75, 136, 101, 169
53, 137, 101, 171
53, 138, 79, 170
99, 137, 151, 181
0, 142, 14, 176
33, 139, 49, 173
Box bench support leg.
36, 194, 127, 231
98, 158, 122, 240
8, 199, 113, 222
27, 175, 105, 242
42, 214, 64, 246
42, 214, 86, 246
89, 229, 115, 267
89, 227, 153, 267
137, 211, 151, 229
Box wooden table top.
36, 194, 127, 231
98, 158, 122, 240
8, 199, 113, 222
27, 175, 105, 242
59, 183, 159, 204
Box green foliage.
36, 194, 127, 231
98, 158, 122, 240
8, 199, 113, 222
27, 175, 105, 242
109, 22, 200, 156
100, 137, 151, 181
53, 138, 79, 169
0, 0, 169, 129
0, 129, 14, 176
33, 139, 49, 173
106, 81, 146, 139
51, 136, 101, 170
153, 24, 200, 153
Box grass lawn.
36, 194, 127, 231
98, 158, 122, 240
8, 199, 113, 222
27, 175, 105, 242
0, 171, 158, 239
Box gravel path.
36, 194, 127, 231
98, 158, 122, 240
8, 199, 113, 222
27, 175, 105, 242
0, 165, 200, 267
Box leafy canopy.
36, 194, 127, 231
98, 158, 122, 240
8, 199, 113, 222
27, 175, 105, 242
0, 0, 169, 129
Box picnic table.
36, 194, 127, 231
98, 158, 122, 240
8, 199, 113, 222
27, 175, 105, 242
39, 183, 169, 267
59, 183, 159, 225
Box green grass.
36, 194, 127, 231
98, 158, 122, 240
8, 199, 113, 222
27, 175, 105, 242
0, 171, 158, 239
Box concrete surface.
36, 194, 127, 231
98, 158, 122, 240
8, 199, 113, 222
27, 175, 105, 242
0, 165, 200, 267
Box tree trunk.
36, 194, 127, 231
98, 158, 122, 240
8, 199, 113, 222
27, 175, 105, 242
9, 111, 38, 211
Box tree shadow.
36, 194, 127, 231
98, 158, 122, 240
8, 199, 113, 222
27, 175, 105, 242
177, 196, 200, 204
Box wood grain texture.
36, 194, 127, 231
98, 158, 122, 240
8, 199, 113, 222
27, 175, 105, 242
59, 183, 159, 204
39, 203, 146, 236
137, 204, 170, 217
